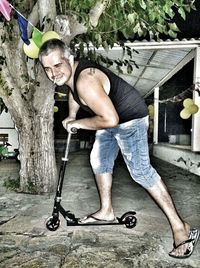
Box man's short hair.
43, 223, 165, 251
39, 39, 71, 61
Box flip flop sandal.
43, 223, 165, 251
78, 214, 116, 225
169, 228, 199, 259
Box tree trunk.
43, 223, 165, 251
18, 112, 56, 193
0, 0, 59, 193
1, 63, 57, 193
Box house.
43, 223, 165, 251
0, 110, 19, 151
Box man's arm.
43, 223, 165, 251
65, 69, 119, 132
68, 90, 80, 118
62, 91, 80, 129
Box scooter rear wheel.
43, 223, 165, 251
46, 216, 60, 231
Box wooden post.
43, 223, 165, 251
192, 47, 200, 152
153, 87, 159, 144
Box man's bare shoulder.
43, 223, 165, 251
77, 68, 101, 88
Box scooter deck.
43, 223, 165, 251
46, 209, 137, 231
65, 211, 137, 229
67, 218, 123, 226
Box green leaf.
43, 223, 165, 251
139, 0, 146, 10
157, 24, 164, 33
137, 26, 144, 37
95, 33, 102, 45
120, 0, 126, 8
178, 7, 186, 20
168, 30, 177, 38
121, 29, 130, 39
191, 4, 197, 11
149, 11, 156, 22
169, 22, 179, 32
133, 22, 140, 33
149, 30, 154, 39
163, 4, 174, 18
127, 13, 136, 24
184, 5, 191, 13
102, 41, 109, 53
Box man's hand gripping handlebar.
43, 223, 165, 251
70, 127, 77, 134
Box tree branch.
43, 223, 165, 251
54, 0, 110, 44
54, 15, 87, 45
27, 1, 39, 32
38, 0, 56, 31
89, 0, 110, 27
2, 40, 27, 88
0, 65, 28, 128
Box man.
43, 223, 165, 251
39, 39, 199, 258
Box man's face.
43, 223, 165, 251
41, 49, 72, 86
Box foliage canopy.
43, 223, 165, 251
58, 0, 196, 50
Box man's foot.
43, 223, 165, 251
78, 214, 116, 225
78, 210, 115, 224
169, 225, 199, 258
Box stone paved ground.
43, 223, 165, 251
0, 150, 200, 268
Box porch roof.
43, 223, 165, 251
98, 38, 200, 97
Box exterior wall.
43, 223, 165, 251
153, 143, 200, 176
151, 58, 200, 177
0, 111, 19, 151
157, 61, 193, 143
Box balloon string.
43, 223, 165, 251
157, 87, 192, 104
9, 3, 42, 34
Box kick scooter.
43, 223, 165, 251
46, 129, 137, 231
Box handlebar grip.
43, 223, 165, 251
71, 127, 77, 134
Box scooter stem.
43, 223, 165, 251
62, 132, 72, 161
62, 128, 77, 161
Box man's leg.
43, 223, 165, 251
116, 117, 195, 257
79, 129, 118, 223
79, 173, 115, 223
147, 179, 190, 257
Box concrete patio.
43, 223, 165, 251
0, 150, 199, 268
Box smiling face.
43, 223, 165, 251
41, 49, 73, 86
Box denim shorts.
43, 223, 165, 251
90, 116, 160, 189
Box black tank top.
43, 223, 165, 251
72, 59, 148, 123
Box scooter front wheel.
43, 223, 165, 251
46, 216, 60, 231
120, 211, 137, 229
